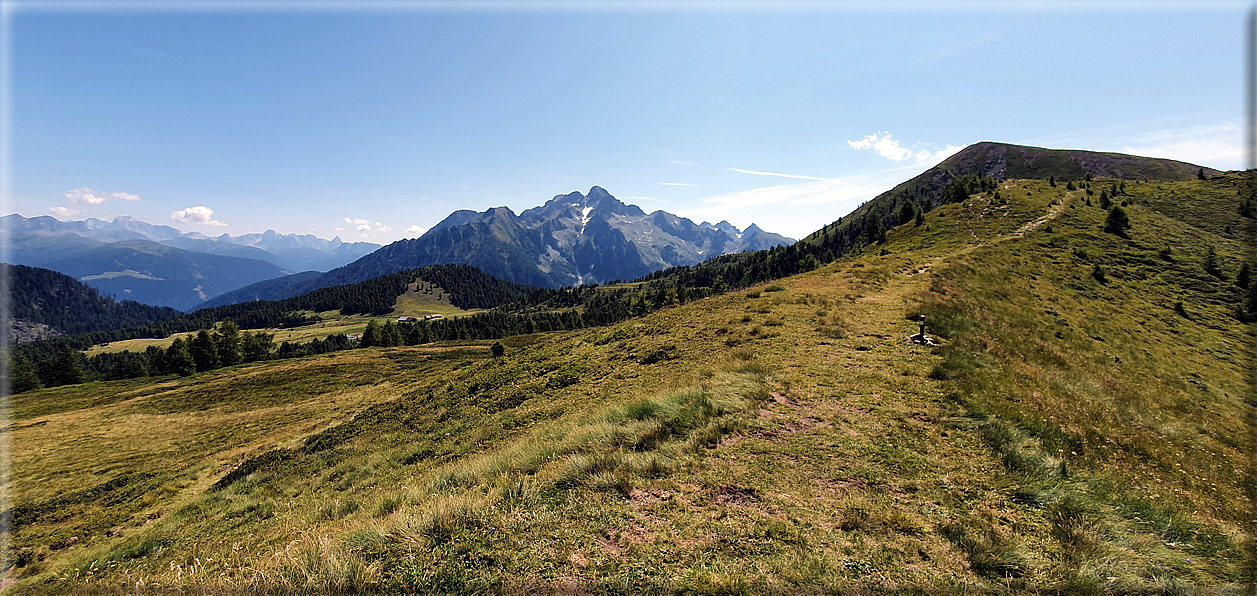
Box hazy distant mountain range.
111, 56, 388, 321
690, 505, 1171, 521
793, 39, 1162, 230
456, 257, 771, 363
3, 214, 381, 273
202, 187, 793, 307
3, 214, 381, 310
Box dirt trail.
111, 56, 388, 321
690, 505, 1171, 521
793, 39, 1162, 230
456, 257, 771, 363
1011, 190, 1075, 238
920, 189, 1076, 282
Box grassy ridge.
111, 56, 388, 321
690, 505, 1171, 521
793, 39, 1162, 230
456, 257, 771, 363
908, 175, 1251, 589
5, 174, 1252, 593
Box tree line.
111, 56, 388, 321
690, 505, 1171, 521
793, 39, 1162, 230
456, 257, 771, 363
5, 319, 279, 391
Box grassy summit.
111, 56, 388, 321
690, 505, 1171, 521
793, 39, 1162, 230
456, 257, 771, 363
4, 171, 1252, 593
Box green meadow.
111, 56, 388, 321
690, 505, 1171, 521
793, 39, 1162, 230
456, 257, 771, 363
6, 175, 1252, 593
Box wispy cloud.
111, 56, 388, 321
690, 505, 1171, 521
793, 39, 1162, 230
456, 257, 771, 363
675, 168, 907, 240
65, 187, 141, 205
729, 168, 834, 182
1026, 121, 1242, 171
660, 182, 697, 187
49, 206, 78, 217
687, 179, 888, 213
920, 28, 1010, 63
406, 224, 427, 235
1116, 123, 1241, 170
171, 205, 227, 227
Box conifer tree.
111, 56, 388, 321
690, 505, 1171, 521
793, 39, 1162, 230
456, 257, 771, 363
242, 331, 274, 362
711, 275, 728, 294
630, 291, 650, 316
1241, 280, 1257, 322
1103, 206, 1131, 237
1203, 246, 1226, 280
897, 200, 916, 226
43, 346, 87, 387
123, 354, 150, 379
382, 321, 403, 347
215, 319, 242, 366
361, 319, 381, 348
9, 352, 43, 393
166, 338, 196, 376
190, 329, 220, 372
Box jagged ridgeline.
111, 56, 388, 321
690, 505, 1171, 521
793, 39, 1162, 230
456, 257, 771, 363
201, 186, 792, 306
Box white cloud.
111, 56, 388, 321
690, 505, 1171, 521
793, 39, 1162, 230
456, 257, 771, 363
848, 133, 968, 165
65, 187, 140, 205
729, 168, 834, 182
343, 217, 373, 232
406, 224, 427, 235
171, 205, 227, 227
931, 144, 966, 162
847, 132, 915, 162
49, 206, 78, 217
376, 224, 392, 233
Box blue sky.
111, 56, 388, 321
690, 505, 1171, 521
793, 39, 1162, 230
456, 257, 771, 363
4, 2, 1247, 243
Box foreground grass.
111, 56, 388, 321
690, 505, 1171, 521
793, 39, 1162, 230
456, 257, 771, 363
6, 175, 1252, 593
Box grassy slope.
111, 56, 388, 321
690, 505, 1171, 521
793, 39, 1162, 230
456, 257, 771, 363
6, 175, 1251, 593
800, 141, 1219, 251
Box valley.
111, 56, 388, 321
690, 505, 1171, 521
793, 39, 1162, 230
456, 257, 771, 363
82, 278, 477, 358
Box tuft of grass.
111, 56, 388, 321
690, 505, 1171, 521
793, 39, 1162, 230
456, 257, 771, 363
393, 493, 486, 544
272, 533, 378, 593
316, 499, 360, 521
373, 495, 403, 518
940, 523, 1028, 578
